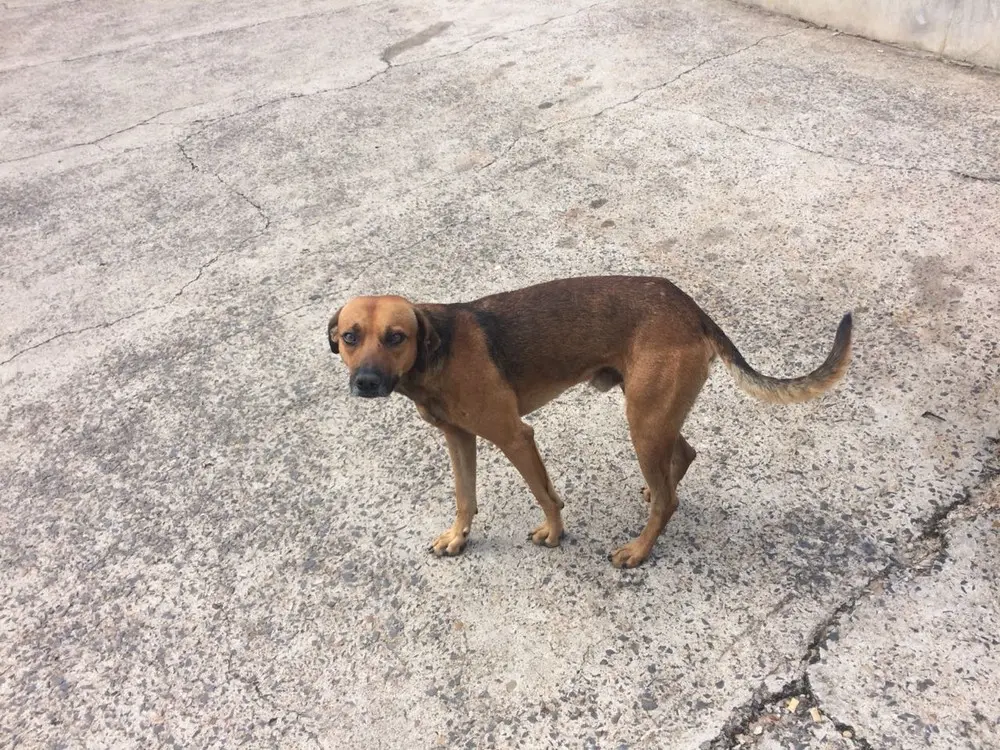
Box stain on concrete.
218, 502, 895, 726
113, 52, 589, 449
656, 238, 679, 254
381, 21, 454, 63
910, 254, 964, 312
486, 60, 518, 80
514, 157, 548, 172
698, 226, 734, 246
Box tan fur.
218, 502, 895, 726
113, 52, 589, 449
329, 276, 852, 568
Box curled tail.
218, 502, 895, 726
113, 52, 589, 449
704, 312, 853, 404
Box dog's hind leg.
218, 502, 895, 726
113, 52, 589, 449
613, 350, 707, 568
641, 435, 697, 502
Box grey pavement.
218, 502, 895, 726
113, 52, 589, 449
2, 1, 999, 748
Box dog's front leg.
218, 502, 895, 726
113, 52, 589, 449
429, 425, 477, 556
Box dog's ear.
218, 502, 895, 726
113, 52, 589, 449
328, 307, 342, 353
413, 306, 440, 371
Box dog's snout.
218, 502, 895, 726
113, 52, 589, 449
351, 367, 394, 398
355, 371, 380, 394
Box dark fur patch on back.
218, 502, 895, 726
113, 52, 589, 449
467, 306, 516, 380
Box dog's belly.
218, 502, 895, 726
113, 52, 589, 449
516, 368, 618, 415
517, 386, 567, 416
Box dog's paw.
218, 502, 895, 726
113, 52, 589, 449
640, 486, 651, 503
528, 521, 563, 547
429, 526, 470, 557
609, 541, 650, 568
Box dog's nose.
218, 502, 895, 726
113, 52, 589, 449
354, 371, 381, 396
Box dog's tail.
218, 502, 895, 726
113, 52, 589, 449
703, 312, 853, 404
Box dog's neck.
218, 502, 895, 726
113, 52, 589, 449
397, 360, 445, 400
395, 371, 426, 401
396, 371, 450, 427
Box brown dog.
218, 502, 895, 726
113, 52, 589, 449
328, 276, 851, 568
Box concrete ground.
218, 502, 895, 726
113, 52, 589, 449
1, 0, 998, 748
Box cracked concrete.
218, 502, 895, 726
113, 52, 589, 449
474, 28, 805, 175
705, 475, 999, 749
2, 0, 999, 748
640, 105, 1000, 185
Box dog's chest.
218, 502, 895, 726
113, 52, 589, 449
416, 399, 450, 427
399, 384, 450, 427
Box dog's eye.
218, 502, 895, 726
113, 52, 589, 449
341, 331, 358, 346
386, 331, 406, 347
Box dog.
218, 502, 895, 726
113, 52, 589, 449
328, 276, 852, 568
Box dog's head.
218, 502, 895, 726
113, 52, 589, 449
328, 296, 439, 398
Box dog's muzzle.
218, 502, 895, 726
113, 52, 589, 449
350, 367, 396, 398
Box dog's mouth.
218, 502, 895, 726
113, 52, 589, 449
349, 368, 397, 398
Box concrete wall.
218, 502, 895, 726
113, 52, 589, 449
737, 0, 1000, 69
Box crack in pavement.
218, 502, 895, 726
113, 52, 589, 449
0, 1, 383, 74
2, 277, 199, 368
360, 0, 611, 87
643, 105, 1000, 184
3, 138, 468, 368
0, 308, 150, 368
177, 132, 272, 231
702, 674, 874, 749
0, 215, 466, 367
167, 141, 272, 297
0, 144, 270, 368
174, 138, 271, 285
161, 216, 474, 361
803, 487, 980, 670
9, 11, 993, 190
5, 1, 611, 169
0, 102, 205, 166
3, 42, 479, 369
476, 28, 802, 172
701, 482, 988, 749
474, 26, 998, 185
170, 231, 265, 302
215, 176, 271, 231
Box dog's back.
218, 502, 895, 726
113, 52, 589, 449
458, 275, 707, 387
